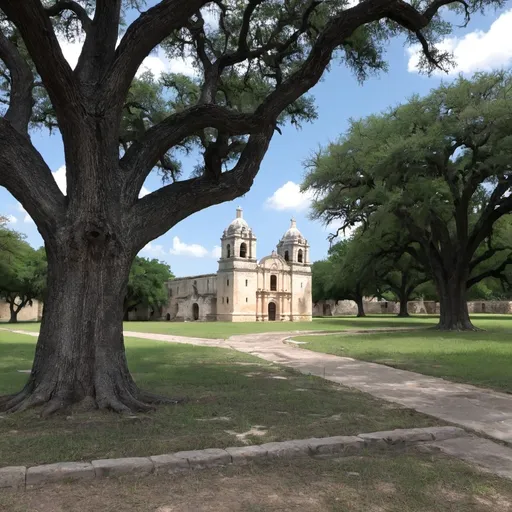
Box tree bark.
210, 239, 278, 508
0, 237, 177, 416
434, 272, 476, 331
8, 301, 18, 323
397, 297, 410, 318
355, 296, 366, 318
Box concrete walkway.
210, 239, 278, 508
5, 327, 512, 479
129, 330, 512, 446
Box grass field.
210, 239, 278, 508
2, 452, 511, 512
4, 314, 441, 338
0, 330, 440, 467
295, 315, 512, 392
6, 314, 512, 339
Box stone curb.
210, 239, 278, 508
0, 426, 466, 491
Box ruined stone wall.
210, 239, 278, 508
162, 274, 218, 321
313, 299, 437, 316
467, 301, 512, 314
0, 299, 43, 322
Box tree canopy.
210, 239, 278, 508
304, 71, 512, 330
124, 256, 174, 319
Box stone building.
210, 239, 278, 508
162, 207, 312, 322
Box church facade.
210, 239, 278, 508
161, 208, 312, 322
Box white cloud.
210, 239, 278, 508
17, 203, 34, 224
139, 186, 151, 198
141, 242, 167, 258
58, 38, 84, 70
407, 9, 512, 75
137, 49, 197, 79
6, 214, 17, 225
211, 245, 222, 259
57, 34, 197, 79
169, 236, 209, 258
53, 165, 67, 194
265, 181, 314, 212
322, 219, 358, 240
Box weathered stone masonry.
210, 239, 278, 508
162, 208, 313, 322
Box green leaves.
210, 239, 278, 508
125, 256, 174, 313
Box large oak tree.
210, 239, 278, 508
0, 0, 499, 415
304, 72, 512, 330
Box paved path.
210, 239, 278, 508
5, 326, 512, 479
132, 330, 512, 446
5, 327, 512, 445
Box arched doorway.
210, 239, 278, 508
268, 302, 276, 321
166, 313, 171, 321
192, 303, 199, 321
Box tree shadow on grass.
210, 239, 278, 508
0, 336, 440, 467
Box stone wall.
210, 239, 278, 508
0, 299, 43, 322
313, 299, 437, 316
467, 301, 512, 314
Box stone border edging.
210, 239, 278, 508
0, 426, 466, 491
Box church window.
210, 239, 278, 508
298, 249, 303, 263
301, 282, 303, 288
227, 244, 231, 258
246, 298, 248, 302
245, 279, 248, 286
284, 250, 289, 261
222, 297, 224, 304
240, 242, 247, 258
227, 297, 229, 304
227, 279, 230, 287
270, 275, 277, 291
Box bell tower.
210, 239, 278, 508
277, 218, 310, 265
217, 207, 258, 321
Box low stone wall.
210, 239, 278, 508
467, 301, 512, 314
0, 426, 466, 490
0, 299, 43, 322
313, 299, 493, 316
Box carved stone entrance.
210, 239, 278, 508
193, 303, 199, 321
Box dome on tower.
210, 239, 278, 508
227, 207, 250, 235
281, 218, 303, 242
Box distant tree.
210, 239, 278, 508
377, 253, 429, 317
304, 72, 512, 331
124, 257, 173, 320
0, 226, 47, 323
0, 0, 500, 414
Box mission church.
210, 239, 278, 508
161, 207, 312, 322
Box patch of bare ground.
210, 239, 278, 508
2, 452, 512, 512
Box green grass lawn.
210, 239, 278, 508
3, 452, 512, 512
3, 314, 440, 338
295, 315, 512, 392
0, 330, 440, 467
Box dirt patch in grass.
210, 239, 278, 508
2, 452, 512, 512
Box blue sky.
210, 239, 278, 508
2, 4, 512, 277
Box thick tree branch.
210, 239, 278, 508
107, 0, 210, 103
0, 31, 33, 134
128, 127, 273, 249
0, 120, 66, 234
0, 0, 81, 122
75, 0, 122, 85
121, 104, 262, 202
467, 253, 512, 289
44, 1, 92, 32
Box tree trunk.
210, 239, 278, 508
397, 297, 410, 318
0, 240, 176, 416
8, 301, 18, 323
355, 296, 366, 317
434, 272, 476, 331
